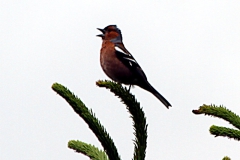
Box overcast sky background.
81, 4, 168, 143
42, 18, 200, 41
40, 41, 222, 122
1, 1, 240, 160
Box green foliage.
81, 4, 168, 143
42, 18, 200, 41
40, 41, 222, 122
193, 104, 240, 159
52, 80, 148, 160
52, 83, 238, 160
222, 156, 231, 160
210, 125, 240, 141
193, 104, 240, 141
52, 83, 120, 160
96, 80, 147, 160
68, 140, 108, 160
193, 104, 240, 129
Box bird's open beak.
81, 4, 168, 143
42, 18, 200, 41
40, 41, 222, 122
96, 28, 105, 37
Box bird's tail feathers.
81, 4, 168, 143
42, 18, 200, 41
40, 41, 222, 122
152, 89, 171, 109
140, 82, 171, 109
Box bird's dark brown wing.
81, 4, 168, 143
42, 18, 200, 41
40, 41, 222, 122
115, 46, 148, 81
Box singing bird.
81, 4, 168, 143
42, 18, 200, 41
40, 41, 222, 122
97, 25, 171, 108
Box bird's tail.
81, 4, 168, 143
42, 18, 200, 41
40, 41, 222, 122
139, 82, 172, 109
152, 88, 171, 109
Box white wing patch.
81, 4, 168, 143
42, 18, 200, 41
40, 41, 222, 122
115, 46, 128, 55
115, 46, 139, 67
124, 57, 137, 63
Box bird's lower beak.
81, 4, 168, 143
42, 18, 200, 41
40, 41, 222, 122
96, 34, 104, 37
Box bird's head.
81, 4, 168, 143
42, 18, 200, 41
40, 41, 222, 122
97, 25, 122, 43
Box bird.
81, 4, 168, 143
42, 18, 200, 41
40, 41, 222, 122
96, 25, 171, 108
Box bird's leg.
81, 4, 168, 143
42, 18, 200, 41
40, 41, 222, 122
128, 85, 132, 92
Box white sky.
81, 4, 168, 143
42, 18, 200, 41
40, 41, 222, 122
1, 1, 240, 160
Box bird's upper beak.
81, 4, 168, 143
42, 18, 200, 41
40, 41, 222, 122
96, 28, 105, 37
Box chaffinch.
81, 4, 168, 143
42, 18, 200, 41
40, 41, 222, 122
97, 25, 171, 108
